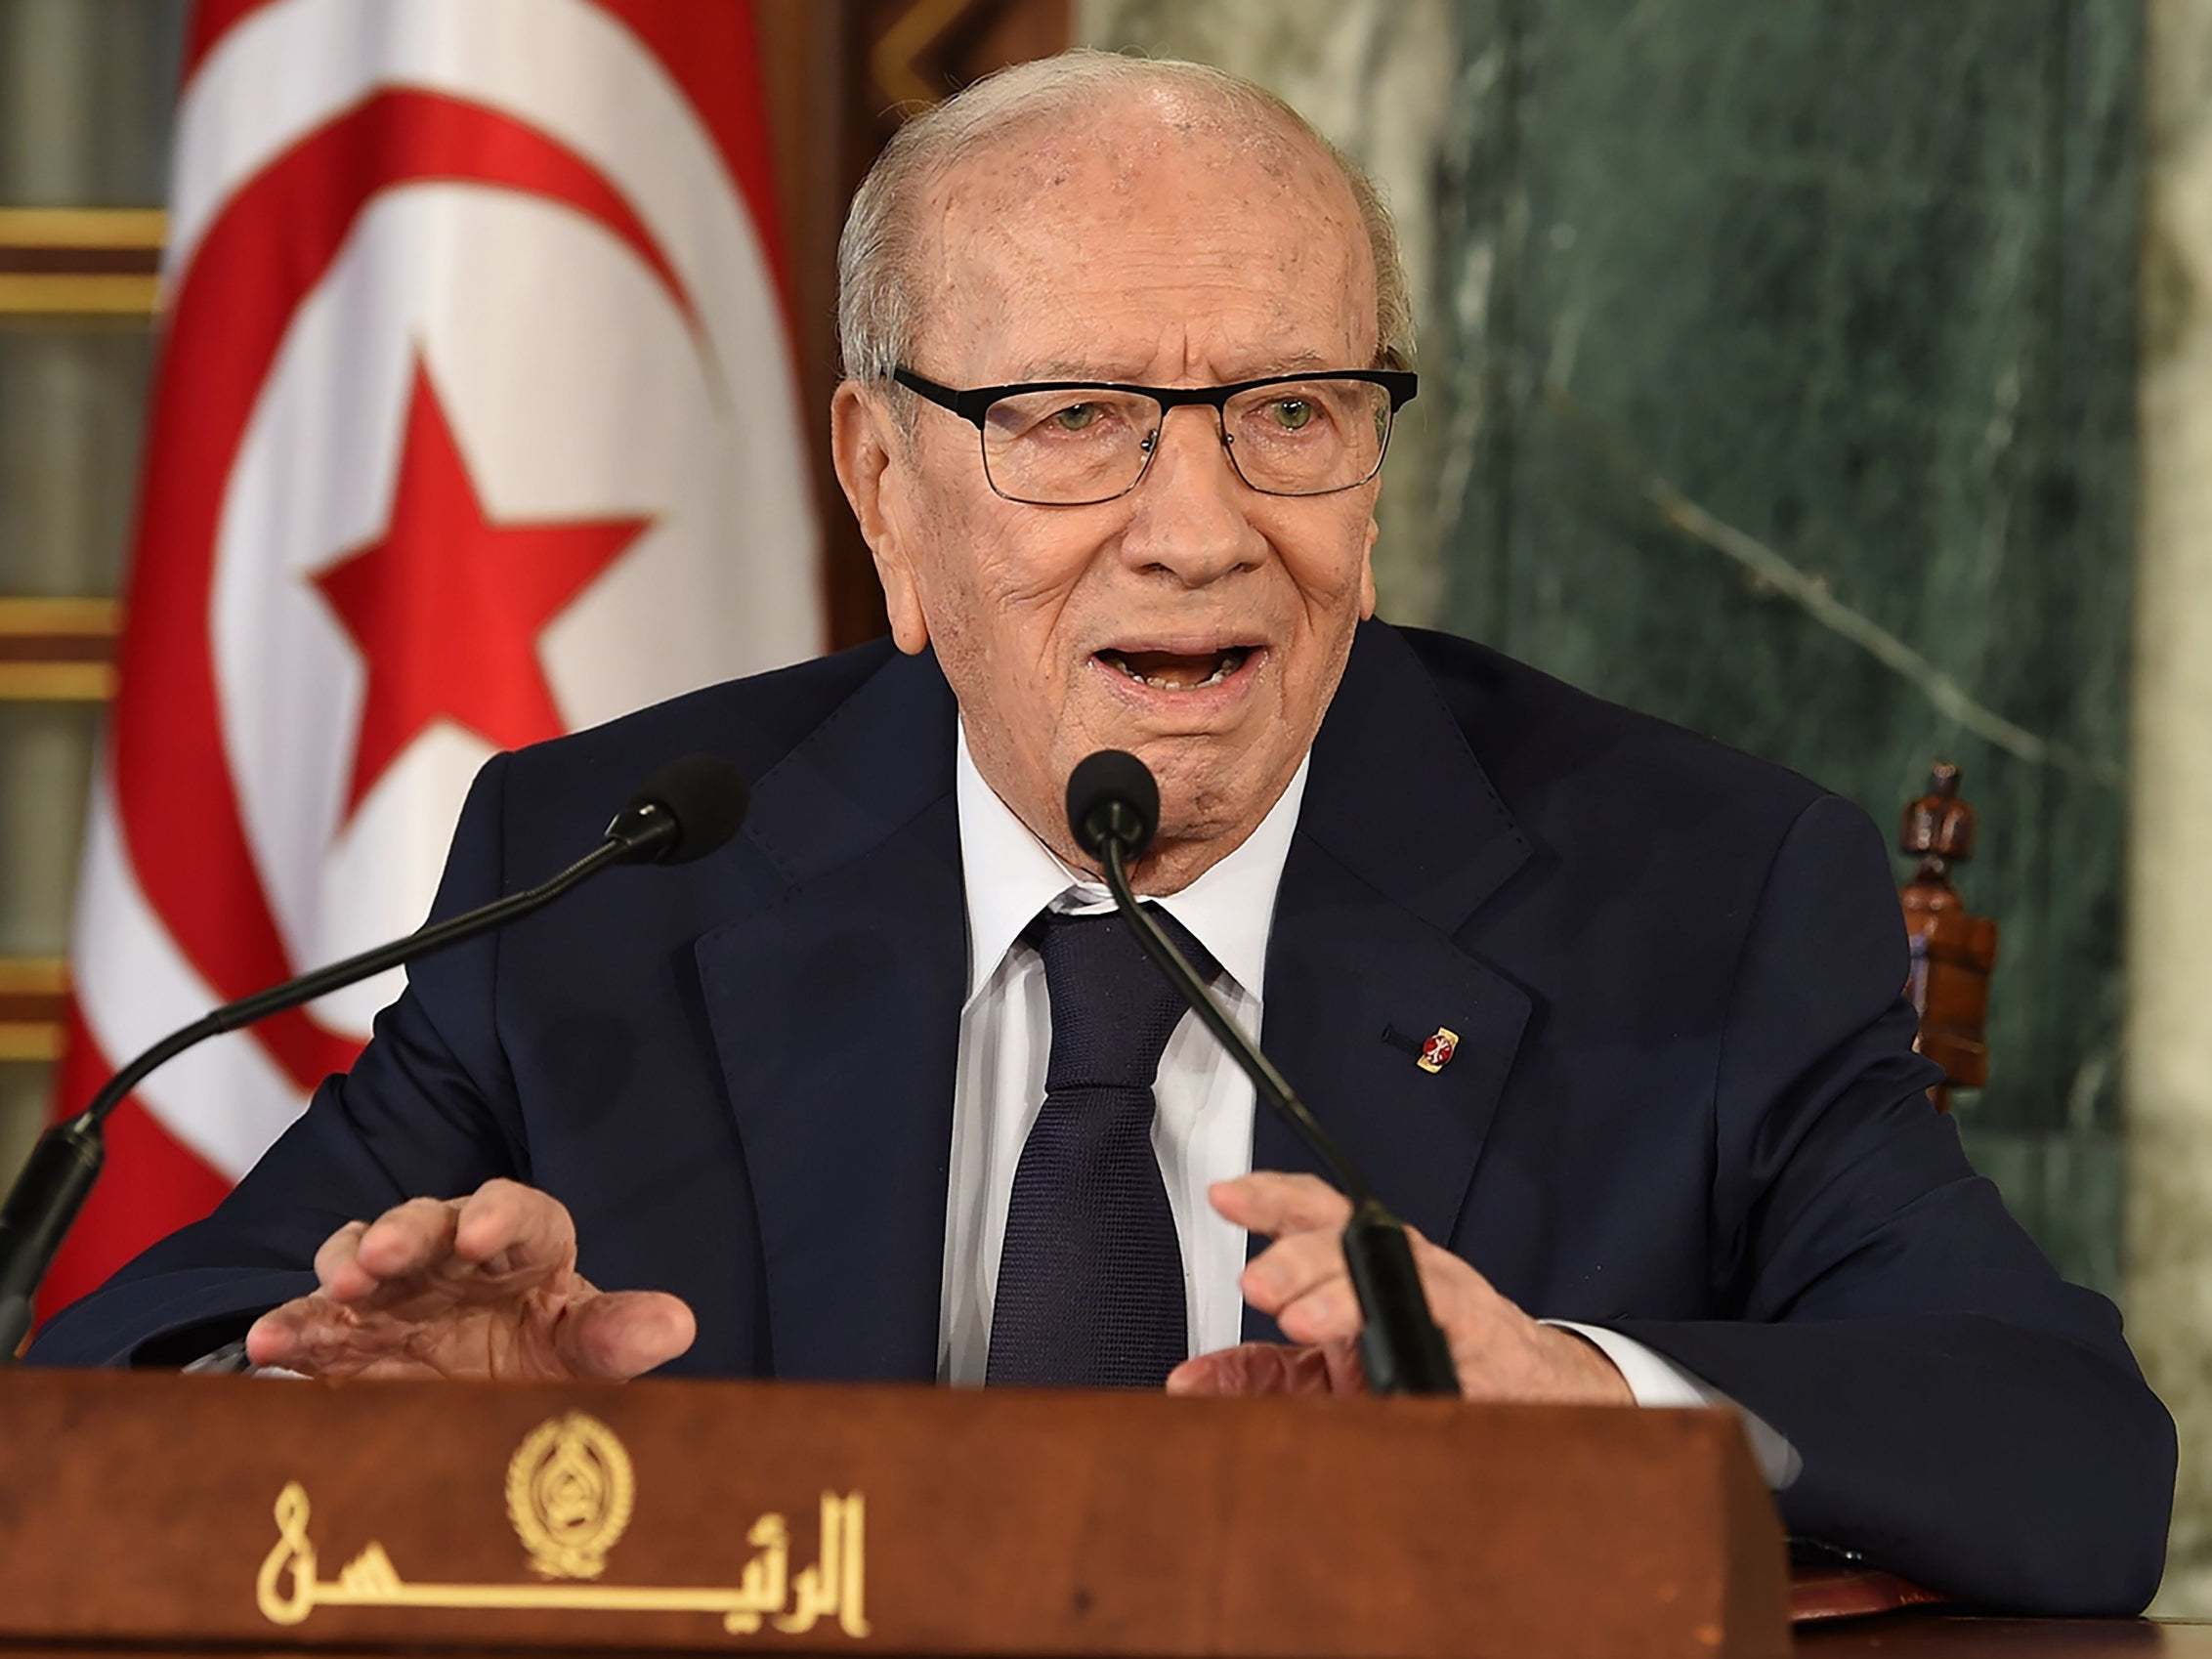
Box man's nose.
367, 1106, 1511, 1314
1118, 405, 1264, 585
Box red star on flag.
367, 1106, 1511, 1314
312, 358, 650, 820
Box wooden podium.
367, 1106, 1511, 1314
0, 1367, 1790, 1658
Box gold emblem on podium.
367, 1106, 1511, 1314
505, 1411, 635, 1579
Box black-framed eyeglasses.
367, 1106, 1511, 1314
892, 366, 1418, 506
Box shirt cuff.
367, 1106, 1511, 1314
1546, 1320, 1803, 1491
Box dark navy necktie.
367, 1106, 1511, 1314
985, 905, 1218, 1389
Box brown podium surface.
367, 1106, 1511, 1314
0, 1367, 2179, 1659
0, 1367, 1786, 1658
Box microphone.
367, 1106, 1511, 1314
1066, 749, 1461, 1396
0, 754, 749, 1360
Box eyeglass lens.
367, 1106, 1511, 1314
979, 380, 1393, 505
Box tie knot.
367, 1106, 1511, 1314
1031, 905, 1219, 1093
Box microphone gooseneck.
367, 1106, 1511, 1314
1067, 748, 1461, 1397
0, 754, 748, 1360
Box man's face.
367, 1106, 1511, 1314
835, 99, 1383, 882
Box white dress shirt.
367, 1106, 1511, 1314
938, 724, 1801, 1491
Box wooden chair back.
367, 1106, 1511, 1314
1897, 763, 1999, 1111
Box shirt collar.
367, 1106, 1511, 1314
955, 721, 1309, 1006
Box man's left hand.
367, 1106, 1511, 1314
1167, 1171, 1635, 1403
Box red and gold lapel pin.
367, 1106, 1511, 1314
1417, 1027, 1460, 1074
1382, 1023, 1461, 1074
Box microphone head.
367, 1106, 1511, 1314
1066, 749, 1159, 861
613, 754, 750, 865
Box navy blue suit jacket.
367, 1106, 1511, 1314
32, 620, 2175, 1613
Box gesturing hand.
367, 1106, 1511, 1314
1166, 1171, 1634, 1404
243, 1178, 696, 1382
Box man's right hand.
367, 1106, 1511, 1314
243, 1178, 697, 1382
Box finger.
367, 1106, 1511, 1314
554, 1291, 697, 1381
1410, 1235, 1496, 1335
452, 1178, 575, 1279
1241, 1227, 1350, 1314
1276, 1276, 1364, 1346
1165, 1346, 1276, 1395
1320, 1336, 1370, 1393
253, 1304, 368, 1376
264, 1307, 434, 1380
353, 1196, 462, 1282
245, 1296, 320, 1368
1267, 1235, 1492, 1353
1209, 1171, 1352, 1239
310, 1219, 373, 1302
1411, 1228, 1498, 1296
245, 1294, 397, 1378
1166, 1342, 1328, 1396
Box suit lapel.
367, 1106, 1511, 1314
694, 652, 964, 1382
1247, 622, 1535, 1340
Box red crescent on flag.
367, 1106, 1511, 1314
181, 0, 791, 313
181, 0, 284, 81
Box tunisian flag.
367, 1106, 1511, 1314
40, 0, 821, 1316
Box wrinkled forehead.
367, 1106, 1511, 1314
913, 96, 1378, 382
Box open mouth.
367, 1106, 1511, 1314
1094, 645, 1255, 691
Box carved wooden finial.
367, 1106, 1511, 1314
1899, 762, 1976, 887
1897, 762, 1998, 1110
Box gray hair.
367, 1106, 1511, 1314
835, 51, 1416, 387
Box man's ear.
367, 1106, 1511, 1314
831, 380, 930, 655
1359, 515, 1380, 619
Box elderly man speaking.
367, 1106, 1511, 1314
33, 53, 2173, 1614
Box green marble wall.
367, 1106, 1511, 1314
1082, 0, 2148, 1293
1429, 1, 2145, 1291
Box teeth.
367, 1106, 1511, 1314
1104, 648, 1249, 690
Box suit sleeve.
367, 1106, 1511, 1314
26, 755, 529, 1368
1611, 794, 2176, 1616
